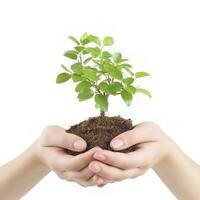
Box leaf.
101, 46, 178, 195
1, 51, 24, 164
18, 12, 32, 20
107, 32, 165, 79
121, 89, 133, 106
113, 52, 122, 63
84, 47, 100, 58
63, 50, 77, 60
72, 73, 85, 82
120, 64, 134, 75
61, 64, 72, 73
80, 32, 90, 45
108, 83, 122, 95
87, 35, 101, 46
56, 73, 71, 83
75, 81, 92, 92
111, 82, 123, 91
74, 46, 84, 52
71, 63, 82, 73
90, 47, 101, 58
104, 63, 123, 80
123, 77, 134, 85
136, 88, 152, 98
98, 81, 121, 95
102, 51, 112, 59
103, 36, 114, 46
95, 94, 108, 112
82, 69, 97, 81
98, 81, 109, 93
125, 85, 136, 94
68, 36, 80, 45
83, 57, 93, 65
135, 72, 150, 78
120, 59, 129, 63
78, 88, 94, 101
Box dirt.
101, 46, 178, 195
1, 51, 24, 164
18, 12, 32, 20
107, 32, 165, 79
65, 115, 136, 155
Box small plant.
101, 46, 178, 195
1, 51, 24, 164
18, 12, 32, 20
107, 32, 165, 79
56, 33, 151, 116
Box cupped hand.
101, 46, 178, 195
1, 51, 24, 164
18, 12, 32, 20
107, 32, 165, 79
34, 125, 103, 187
89, 122, 173, 184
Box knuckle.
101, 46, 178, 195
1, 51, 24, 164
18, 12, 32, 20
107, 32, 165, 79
41, 126, 58, 142
143, 121, 160, 131
42, 125, 58, 136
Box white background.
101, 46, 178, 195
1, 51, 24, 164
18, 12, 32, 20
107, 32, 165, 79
0, 0, 200, 199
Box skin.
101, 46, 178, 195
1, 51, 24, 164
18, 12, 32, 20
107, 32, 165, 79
0, 125, 101, 200
0, 122, 199, 200
90, 122, 200, 200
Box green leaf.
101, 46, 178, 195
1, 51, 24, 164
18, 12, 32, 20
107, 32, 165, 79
63, 50, 77, 60
72, 73, 85, 82
102, 51, 112, 59
125, 85, 136, 94
95, 94, 108, 112
136, 88, 152, 98
120, 64, 134, 75
56, 73, 71, 83
87, 35, 101, 46
121, 89, 133, 106
91, 47, 101, 58
75, 81, 92, 92
98, 81, 121, 95
83, 57, 93, 65
135, 72, 150, 78
123, 77, 134, 85
74, 46, 84, 52
120, 59, 129, 63
83, 47, 100, 58
103, 36, 114, 46
68, 36, 80, 45
111, 82, 123, 91
80, 33, 91, 45
104, 63, 123, 80
98, 81, 109, 93
78, 88, 94, 101
82, 69, 97, 81
71, 63, 82, 73
113, 52, 122, 63
61, 64, 72, 73
108, 83, 122, 95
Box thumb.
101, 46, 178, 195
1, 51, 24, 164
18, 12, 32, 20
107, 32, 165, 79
42, 125, 87, 152
110, 122, 155, 150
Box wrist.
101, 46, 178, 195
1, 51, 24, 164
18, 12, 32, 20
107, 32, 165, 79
29, 141, 51, 174
153, 137, 179, 171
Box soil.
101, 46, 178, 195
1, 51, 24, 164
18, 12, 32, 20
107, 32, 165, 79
65, 115, 136, 155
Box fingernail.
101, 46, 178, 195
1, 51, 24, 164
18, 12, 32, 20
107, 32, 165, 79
90, 163, 101, 173
111, 138, 124, 150
73, 140, 86, 151
94, 153, 106, 161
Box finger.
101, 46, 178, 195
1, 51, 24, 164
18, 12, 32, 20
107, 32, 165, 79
91, 175, 112, 186
110, 122, 157, 150
89, 161, 126, 181
93, 149, 144, 169
65, 147, 101, 171
89, 161, 143, 181
70, 166, 94, 181
42, 125, 87, 152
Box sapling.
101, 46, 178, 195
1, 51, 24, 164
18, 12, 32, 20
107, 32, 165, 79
56, 33, 151, 155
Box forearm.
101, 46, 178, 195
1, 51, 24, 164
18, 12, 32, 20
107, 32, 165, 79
0, 142, 50, 200
153, 140, 200, 200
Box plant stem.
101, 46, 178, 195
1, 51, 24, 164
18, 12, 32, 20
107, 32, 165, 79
100, 111, 105, 117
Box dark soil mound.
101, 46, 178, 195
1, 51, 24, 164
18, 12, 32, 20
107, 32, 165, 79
65, 115, 136, 155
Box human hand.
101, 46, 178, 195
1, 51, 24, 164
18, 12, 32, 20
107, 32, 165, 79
89, 122, 173, 183
33, 125, 102, 187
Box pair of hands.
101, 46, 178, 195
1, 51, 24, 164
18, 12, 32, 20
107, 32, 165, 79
33, 122, 172, 187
